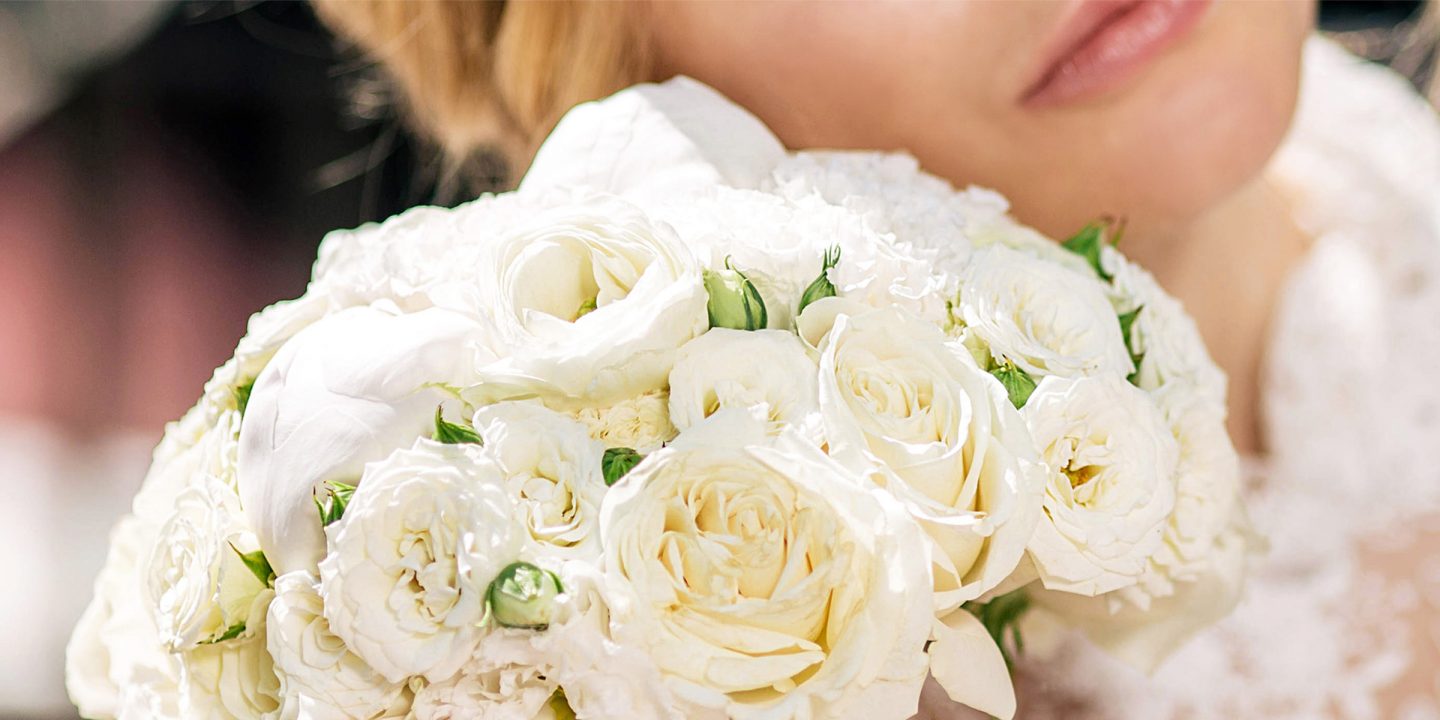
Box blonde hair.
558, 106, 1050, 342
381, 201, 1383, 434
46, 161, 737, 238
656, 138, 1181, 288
314, 0, 650, 185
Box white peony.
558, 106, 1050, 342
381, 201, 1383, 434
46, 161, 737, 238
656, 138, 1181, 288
319, 439, 522, 683
668, 328, 821, 436
466, 194, 709, 407
178, 588, 281, 720
267, 572, 404, 720
472, 401, 609, 561
1022, 375, 1179, 596
569, 390, 677, 452
147, 477, 268, 651
808, 302, 1046, 610
958, 244, 1132, 378
598, 410, 939, 720
239, 303, 490, 575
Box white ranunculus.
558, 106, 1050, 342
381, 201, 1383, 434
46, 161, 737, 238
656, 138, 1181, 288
598, 410, 938, 720
1022, 375, 1179, 596
178, 588, 281, 720
668, 328, 821, 437
239, 304, 491, 575
810, 304, 1046, 610
958, 244, 1132, 378
466, 195, 709, 406
569, 390, 677, 453
267, 572, 404, 720
473, 401, 609, 561
147, 477, 268, 652
319, 439, 522, 683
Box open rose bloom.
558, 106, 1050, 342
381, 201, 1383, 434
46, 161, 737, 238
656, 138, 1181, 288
67, 78, 1247, 720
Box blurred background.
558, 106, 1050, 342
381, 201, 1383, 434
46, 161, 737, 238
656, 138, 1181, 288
0, 1, 1434, 718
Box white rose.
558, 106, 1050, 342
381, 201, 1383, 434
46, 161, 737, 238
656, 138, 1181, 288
319, 439, 522, 683
148, 477, 269, 651
1106, 251, 1228, 408
178, 588, 281, 719
466, 195, 709, 406
599, 410, 936, 720
473, 402, 609, 561
569, 390, 677, 453
958, 244, 1132, 378
810, 303, 1045, 609
409, 664, 556, 720
239, 304, 490, 575
1022, 375, 1179, 596
668, 328, 821, 436
267, 572, 404, 720
67, 516, 185, 720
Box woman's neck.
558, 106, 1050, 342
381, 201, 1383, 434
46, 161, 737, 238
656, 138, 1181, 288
1118, 177, 1311, 456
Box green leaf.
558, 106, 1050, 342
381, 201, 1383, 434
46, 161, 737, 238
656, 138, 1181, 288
1061, 219, 1118, 281
796, 245, 842, 316
703, 258, 768, 331
230, 543, 274, 586
962, 587, 1031, 669
315, 480, 357, 527
201, 621, 246, 645
433, 406, 483, 445
1117, 306, 1145, 386
989, 362, 1037, 410
234, 378, 255, 417
547, 689, 577, 720
602, 447, 644, 486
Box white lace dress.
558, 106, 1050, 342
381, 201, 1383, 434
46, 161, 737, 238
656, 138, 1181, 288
1012, 38, 1440, 719
523, 36, 1440, 719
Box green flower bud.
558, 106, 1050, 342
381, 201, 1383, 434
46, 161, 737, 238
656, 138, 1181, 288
487, 561, 564, 630
796, 245, 841, 316
703, 258, 767, 331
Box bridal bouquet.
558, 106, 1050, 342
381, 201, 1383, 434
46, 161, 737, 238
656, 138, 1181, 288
68, 79, 1248, 720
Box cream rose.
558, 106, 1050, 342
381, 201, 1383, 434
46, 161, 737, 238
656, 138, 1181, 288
668, 328, 821, 436
598, 410, 936, 720
147, 477, 268, 652
810, 304, 1045, 609
1022, 375, 1179, 596
1107, 251, 1228, 408
958, 244, 1132, 378
467, 195, 709, 407
569, 390, 677, 453
473, 401, 609, 561
318, 439, 522, 683
267, 571, 404, 720
239, 304, 490, 575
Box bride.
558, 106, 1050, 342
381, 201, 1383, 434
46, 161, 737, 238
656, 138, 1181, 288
316, 1, 1439, 717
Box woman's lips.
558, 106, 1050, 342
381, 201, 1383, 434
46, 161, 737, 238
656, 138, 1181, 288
1021, 0, 1215, 108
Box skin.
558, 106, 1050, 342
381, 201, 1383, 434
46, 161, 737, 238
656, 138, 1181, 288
644, 0, 1317, 453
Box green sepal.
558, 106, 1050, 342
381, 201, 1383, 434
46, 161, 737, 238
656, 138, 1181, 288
1117, 306, 1146, 386
433, 406, 483, 445
796, 245, 842, 316
230, 542, 275, 587
601, 447, 644, 486
989, 361, 1037, 410
1061, 219, 1123, 281
315, 480, 357, 527
962, 587, 1031, 669
234, 379, 255, 417
201, 621, 246, 645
